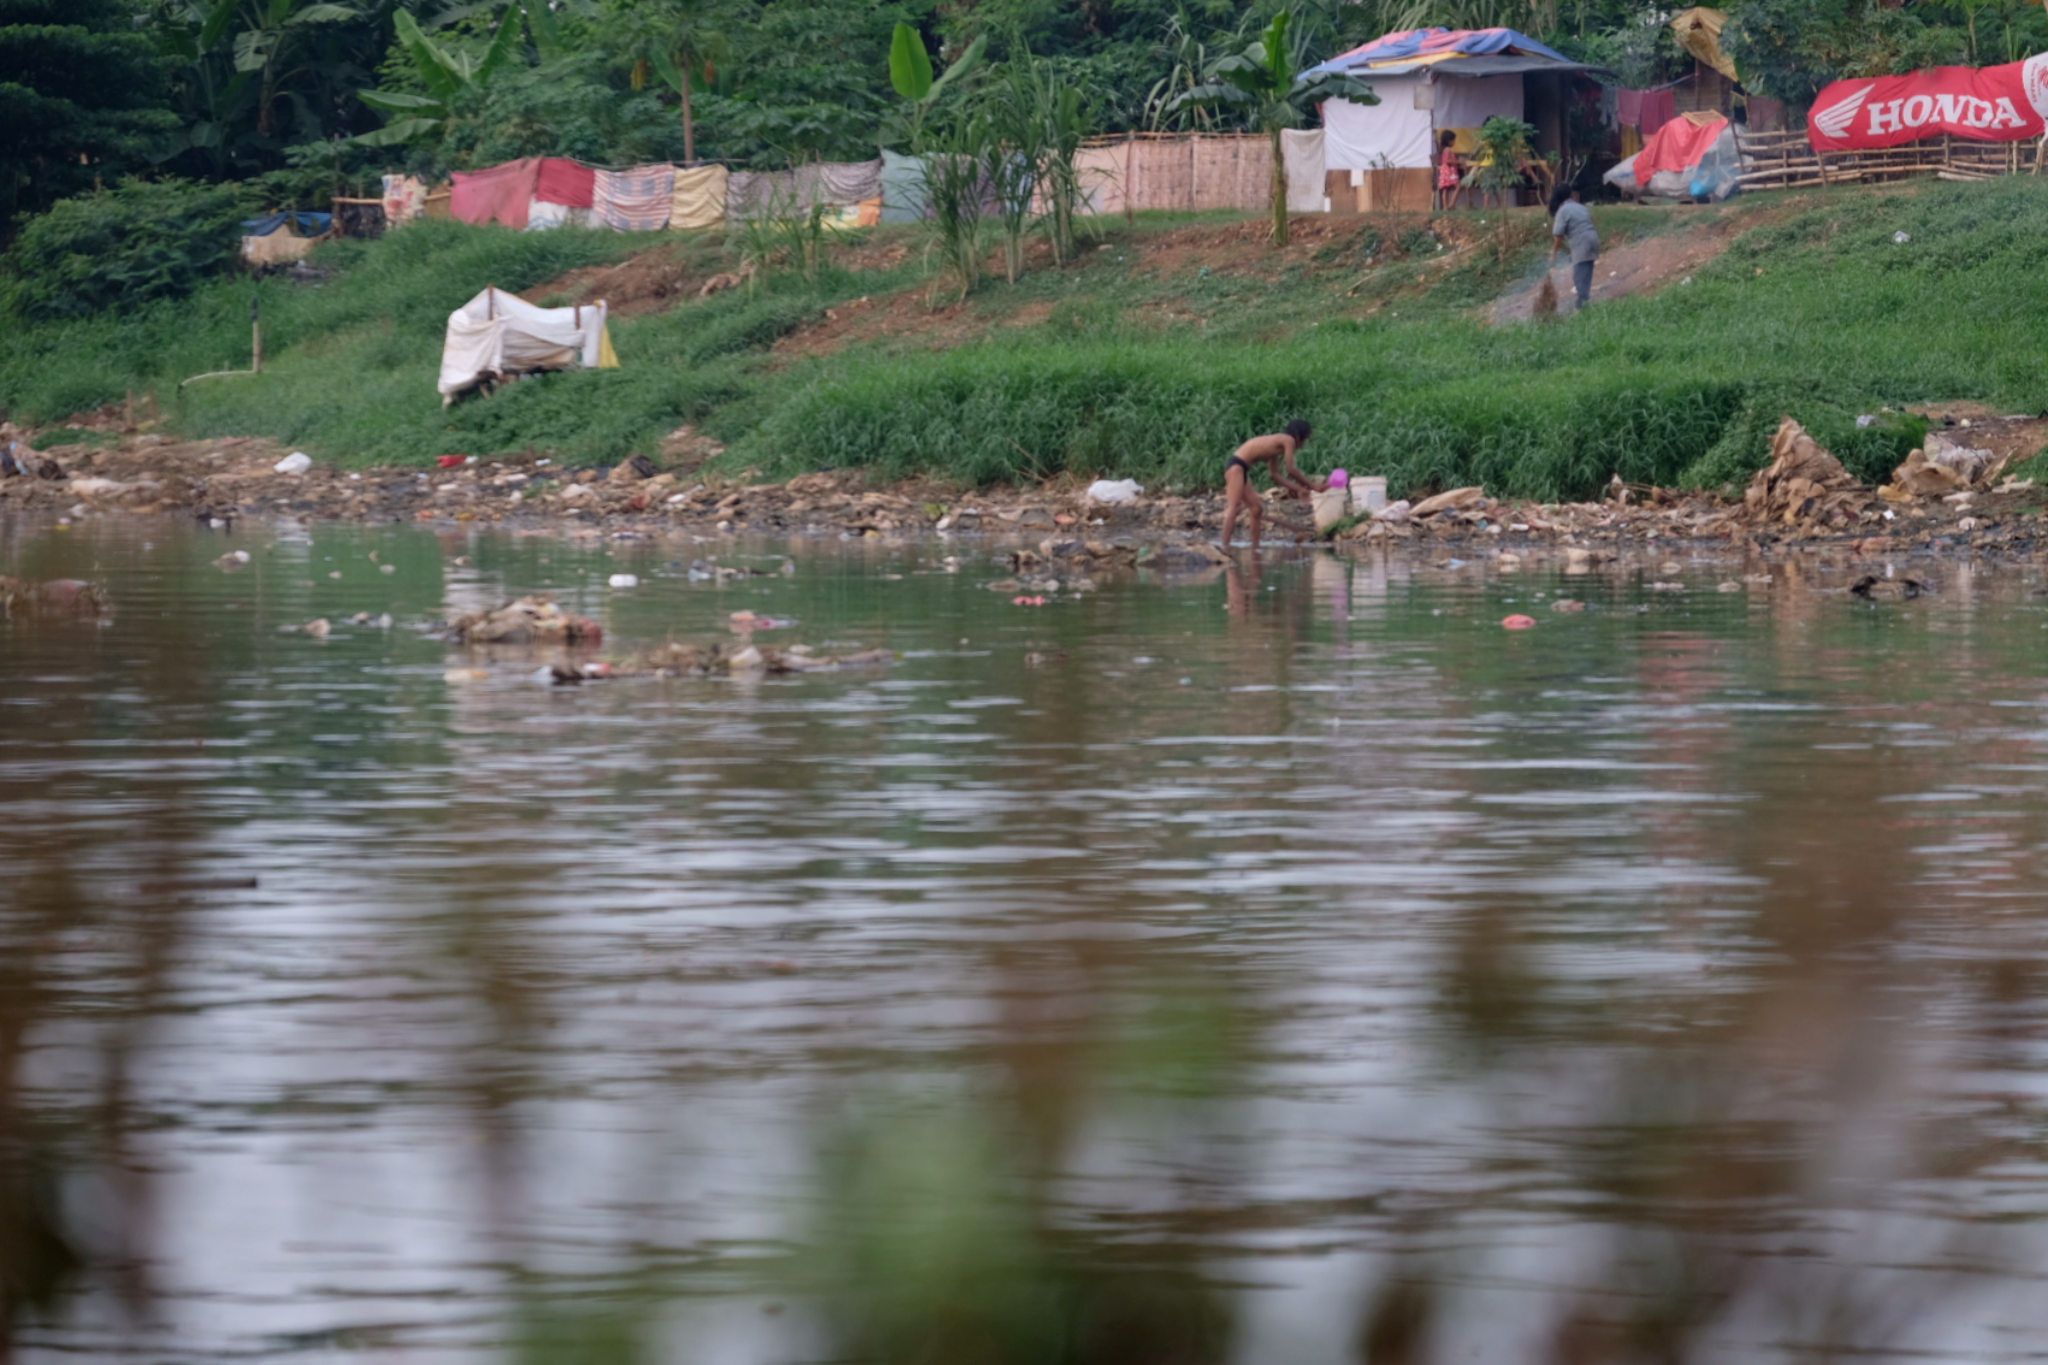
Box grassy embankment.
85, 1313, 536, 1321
3, 177, 2045, 500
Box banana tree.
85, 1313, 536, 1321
236, 1, 363, 137
1167, 11, 1377, 246
888, 22, 987, 153
354, 8, 520, 147
148, 0, 368, 153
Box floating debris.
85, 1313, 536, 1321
447, 595, 603, 645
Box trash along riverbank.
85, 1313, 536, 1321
5, 409, 2047, 565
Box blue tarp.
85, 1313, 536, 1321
1304, 27, 1570, 79
242, 210, 333, 237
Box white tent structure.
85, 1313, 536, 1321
1303, 27, 1606, 195
439, 286, 616, 404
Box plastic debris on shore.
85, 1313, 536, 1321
1883, 432, 2003, 501
1085, 479, 1143, 505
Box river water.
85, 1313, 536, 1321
7, 518, 2048, 1363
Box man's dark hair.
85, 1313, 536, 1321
1285, 419, 1312, 444
1548, 185, 1572, 215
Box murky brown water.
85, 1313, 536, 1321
7, 519, 2048, 1362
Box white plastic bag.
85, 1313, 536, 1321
1085, 478, 1143, 505
273, 452, 311, 475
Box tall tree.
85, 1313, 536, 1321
0, 0, 179, 230
620, 0, 730, 166
1167, 11, 1375, 246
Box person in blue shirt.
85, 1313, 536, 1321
1548, 186, 1600, 311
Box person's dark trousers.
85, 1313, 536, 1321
1573, 258, 1594, 309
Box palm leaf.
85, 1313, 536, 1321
652, 45, 687, 95
356, 88, 445, 112
926, 32, 987, 102
393, 9, 464, 101
232, 29, 274, 73
1261, 12, 1291, 88
521, 0, 560, 60
197, 0, 239, 51
286, 3, 360, 24
1165, 80, 1257, 116
352, 117, 442, 147
475, 7, 523, 85
1294, 71, 1379, 106
889, 21, 933, 101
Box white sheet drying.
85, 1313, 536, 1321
439, 287, 609, 401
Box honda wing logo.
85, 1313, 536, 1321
1814, 85, 1871, 138
2024, 52, 2048, 121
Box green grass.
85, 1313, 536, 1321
2, 180, 2044, 497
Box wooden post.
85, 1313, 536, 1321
1124, 138, 1134, 225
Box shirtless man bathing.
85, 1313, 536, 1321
1220, 420, 1323, 553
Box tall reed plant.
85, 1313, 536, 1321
1027, 63, 1092, 267
919, 126, 990, 303
982, 109, 1041, 286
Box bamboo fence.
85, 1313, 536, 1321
1735, 127, 2047, 190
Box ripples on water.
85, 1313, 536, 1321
6, 521, 2048, 1361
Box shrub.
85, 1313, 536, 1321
1, 179, 248, 321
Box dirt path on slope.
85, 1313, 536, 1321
1489, 212, 1743, 323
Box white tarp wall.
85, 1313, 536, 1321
1322, 72, 1526, 170
439, 287, 609, 401
1323, 77, 1435, 169
1282, 128, 1328, 210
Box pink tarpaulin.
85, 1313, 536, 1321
450, 159, 539, 229
535, 158, 596, 208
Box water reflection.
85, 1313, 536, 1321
6, 519, 2048, 1361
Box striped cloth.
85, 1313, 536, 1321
593, 163, 676, 231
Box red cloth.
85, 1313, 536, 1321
1639, 87, 1678, 134
1807, 61, 2045, 150
534, 158, 595, 208
450, 158, 539, 230
1634, 114, 1730, 180
1616, 88, 1644, 128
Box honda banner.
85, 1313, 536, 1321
1807, 55, 2048, 150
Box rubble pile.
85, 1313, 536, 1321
1743, 419, 1869, 530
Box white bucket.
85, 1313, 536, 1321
1311, 488, 1352, 533
1357, 476, 1388, 513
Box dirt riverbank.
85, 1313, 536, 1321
6, 417, 2048, 564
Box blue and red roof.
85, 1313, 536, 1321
1304, 27, 1572, 78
